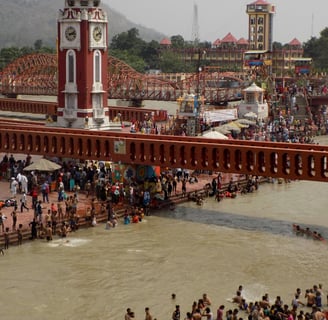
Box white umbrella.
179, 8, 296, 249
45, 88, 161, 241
202, 130, 228, 140
24, 158, 62, 172
220, 123, 241, 133
215, 126, 231, 135
236, 118, 256, 125
232, 121, 249, 128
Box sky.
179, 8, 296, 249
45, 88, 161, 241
103, 0, 328, 44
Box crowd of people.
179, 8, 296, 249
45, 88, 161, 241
293, 224, 326, 242
0, 153, 210, 249
0, 148, 286, 251
123, 284, 328, 320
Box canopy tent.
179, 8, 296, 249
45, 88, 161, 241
215, 126, 232, 135
202, 130, 228, 140
244, 112, 258, 119
220, 122, 241, 133
230, 121, 249, 128
23, 158, 62, 172
235, 118, 256, 125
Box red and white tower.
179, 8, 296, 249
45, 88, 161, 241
57, 0, 110, 129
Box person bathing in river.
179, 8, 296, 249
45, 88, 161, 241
232, 291, 243, 304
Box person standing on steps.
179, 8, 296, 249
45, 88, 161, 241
4, 227, 10, 249
36, 200, 43, 224
181, 179, 187, 197
41, 181, 50, 203
11, 208, 17, 231
29, 218, 38, 240
0, 209, 5, 233
10, 177, 18, 198
20, 192, 29, 213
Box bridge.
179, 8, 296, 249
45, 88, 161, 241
0, 118, 328, 182
0, 97, 169, 123
0, 53, 243, 105
0, 53, 328, 183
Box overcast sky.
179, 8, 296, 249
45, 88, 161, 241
103, 0, 328, 44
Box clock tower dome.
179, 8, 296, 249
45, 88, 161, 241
57, 0, 110, 129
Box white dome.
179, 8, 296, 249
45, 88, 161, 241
243, 82, 264, 92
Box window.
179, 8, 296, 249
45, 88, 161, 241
246, 93, 255, 104
94, 50, 101, 83
66, 50, 76, 84
258, 17, 264, 24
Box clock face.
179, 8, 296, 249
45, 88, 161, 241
65, 26, 77, 41
93, 26, 102, 42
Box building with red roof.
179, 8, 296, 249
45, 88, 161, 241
161, 0, 306, 76
212, 38, 221, 48
288, 38, 302, 48
220, 33, 238, 48
237, 38, 249, 49
251, 0, 270, 5
160, 38, 172, 47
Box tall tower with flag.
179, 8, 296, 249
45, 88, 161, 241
246, 0, 275, 51
57, 0, 110, 129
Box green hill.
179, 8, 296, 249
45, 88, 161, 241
0, 0, 165, 48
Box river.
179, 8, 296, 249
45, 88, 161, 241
2, 115, 328, 319
2, 176, 328, 319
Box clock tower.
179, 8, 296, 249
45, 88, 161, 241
57, 0, 110, 129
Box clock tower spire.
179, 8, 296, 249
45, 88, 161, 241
57, 0, 110, 129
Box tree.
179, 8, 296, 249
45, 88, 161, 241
159, 51, 187, 73
109, 29, 161, 72
170, 35, 185, 48
109, 49, 146, 73
140, 40, 160, 70
20, 46, 34, 56
304, 27, 328, 71
199, 41, 212, 49
110, 28, 146, 54
34, 39, 43, 51
0, 47, 21, 70
272, 41, 283, 50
